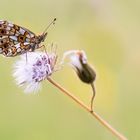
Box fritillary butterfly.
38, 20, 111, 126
0, 18, 56, 57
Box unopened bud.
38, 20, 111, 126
62, 50, 96, 84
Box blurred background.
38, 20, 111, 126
0, 0, 140, 139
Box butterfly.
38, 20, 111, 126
0, 18, 56, 57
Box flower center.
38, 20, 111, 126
32, 55, 53, 82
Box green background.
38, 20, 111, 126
0, 0, 139, 139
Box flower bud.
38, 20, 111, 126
62, 50, 96, 84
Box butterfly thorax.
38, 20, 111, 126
37, 32, 47, 43
30, 32, 47, 51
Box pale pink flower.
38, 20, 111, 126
13, 51, 57, 93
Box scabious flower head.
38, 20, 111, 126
13, 51, 57, 93
62, 50, 96, 84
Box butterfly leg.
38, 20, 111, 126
43, 45, 47, 53
39, 44, 47, 53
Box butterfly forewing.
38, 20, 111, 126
0, 20, 37, 57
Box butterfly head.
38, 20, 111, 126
33, 18, 56, 50
38, 32, 48, 43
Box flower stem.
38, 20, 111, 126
47, 77, 128, 140
90, 83, 95, 112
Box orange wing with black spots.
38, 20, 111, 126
0, 18, 56, 57
0, 20, 42, 57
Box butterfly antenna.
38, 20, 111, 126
43, 18, 56, 34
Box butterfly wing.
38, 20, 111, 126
0, 20, 36, 56
0, 36, 31, 56
0, 20, 36, 38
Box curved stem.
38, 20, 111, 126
47, 77, 128, 140
90, 83, 95, 112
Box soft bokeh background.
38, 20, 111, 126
0, 0, 139, 139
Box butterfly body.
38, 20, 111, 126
0, 20, 47, 57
